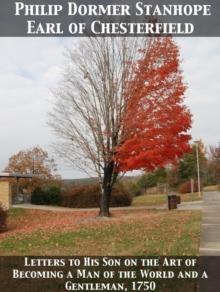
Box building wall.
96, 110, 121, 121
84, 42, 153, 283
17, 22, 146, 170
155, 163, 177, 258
0, 181, 12, 210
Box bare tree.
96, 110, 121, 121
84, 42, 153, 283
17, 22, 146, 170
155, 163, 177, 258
49, 37, 145, 216
209, 144, 220, 186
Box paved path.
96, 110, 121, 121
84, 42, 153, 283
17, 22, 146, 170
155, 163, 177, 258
12, 203, 166, 212
200, 191, 220, 255
199, 191, 220, 292
178, 200, 203, 210
12, 200, 203, 212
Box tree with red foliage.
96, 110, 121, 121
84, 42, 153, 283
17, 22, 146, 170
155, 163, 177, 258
115, 37, 191, 172
50, 37, 191, 217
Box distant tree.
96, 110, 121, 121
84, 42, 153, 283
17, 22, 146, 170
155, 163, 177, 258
138, 173, 157, 191
208, 144, 220, 185
4, 146, 60, 192
166, 164, 180, 190
178, 140, 207, 183
141, 168, 167, 190
130, 168, 168, 196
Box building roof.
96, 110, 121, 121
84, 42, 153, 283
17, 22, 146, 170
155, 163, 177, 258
0, 172, 34, 179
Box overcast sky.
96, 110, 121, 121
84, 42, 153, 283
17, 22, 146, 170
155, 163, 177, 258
0, 37, 219, 178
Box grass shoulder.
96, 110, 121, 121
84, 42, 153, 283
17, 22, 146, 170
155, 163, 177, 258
132, 192, 201, 207
0, 208, 201, 256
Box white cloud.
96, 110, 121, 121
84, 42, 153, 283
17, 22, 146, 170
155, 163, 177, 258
0, 38, 71, 175
177, 37, 220, 147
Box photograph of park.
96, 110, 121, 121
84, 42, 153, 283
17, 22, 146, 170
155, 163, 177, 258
0, 3, 220, 289
0, 36, 219, 259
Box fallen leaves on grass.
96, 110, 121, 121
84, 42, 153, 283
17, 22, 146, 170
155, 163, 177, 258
0, 208, 201, 256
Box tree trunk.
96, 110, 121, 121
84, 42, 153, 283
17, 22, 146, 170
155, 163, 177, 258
99, 163, 114, 217
100, 185, 111, 217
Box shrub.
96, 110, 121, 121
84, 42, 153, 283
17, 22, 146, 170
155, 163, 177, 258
61, 183, 132, 208
31, 186, 61, 205
110, 184, 132, 207
61, 184, 100, 208
0, 204, 8, 232
129, 182, 143, 197
178, 180, 199, 194
45, 186, 61, 205
31, 187, 44, 204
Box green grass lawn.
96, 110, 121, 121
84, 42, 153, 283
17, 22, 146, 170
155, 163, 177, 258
132, 192, 201, 207
203, 185, 219, 192
0, 209, 201, 256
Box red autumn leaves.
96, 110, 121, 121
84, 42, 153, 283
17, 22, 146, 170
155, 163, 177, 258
115, 37, 192, 171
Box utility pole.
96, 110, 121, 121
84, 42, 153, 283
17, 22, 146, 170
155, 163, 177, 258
194, 140, 201, 198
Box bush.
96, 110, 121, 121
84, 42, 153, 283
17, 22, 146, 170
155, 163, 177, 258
0, 204, 8, 232
61, 184, 100, 208
45, 186, 61, 205
110, 184, 132, 207
61, 183, 132, 208
129, 182, 143, 197
31, 187, 44, 204
178, 180, 199, 194
31, 186, 61, 205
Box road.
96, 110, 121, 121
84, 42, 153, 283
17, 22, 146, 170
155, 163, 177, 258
12, 200, 203, 212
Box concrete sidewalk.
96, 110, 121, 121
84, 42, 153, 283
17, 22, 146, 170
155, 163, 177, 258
12, 203, 166, 212
200, 191, 220, 255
